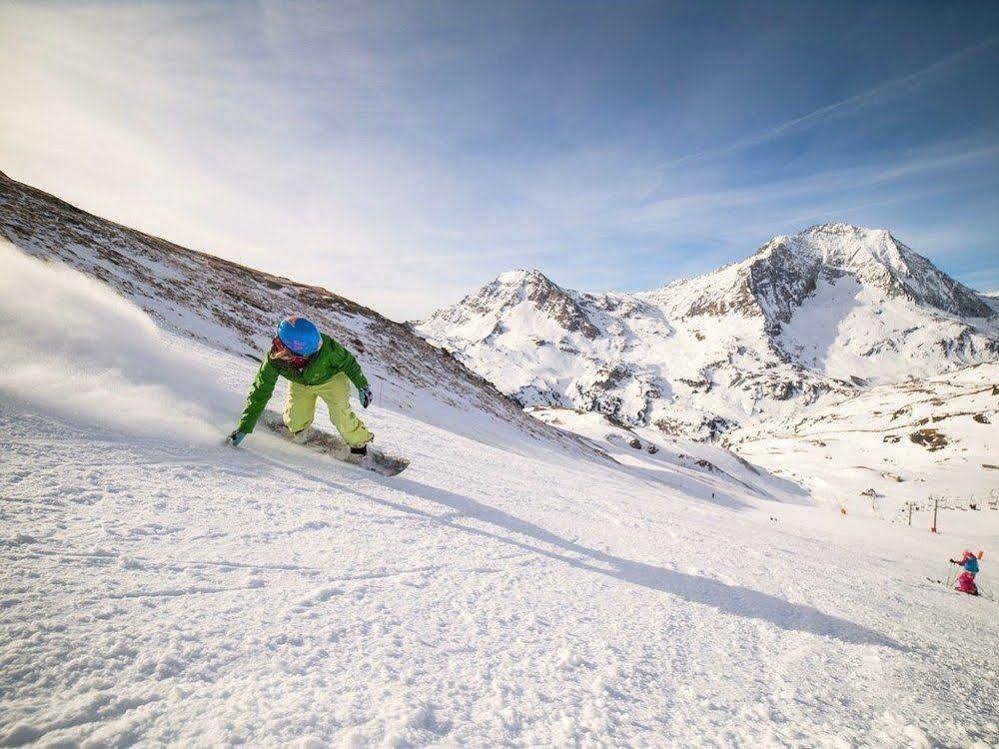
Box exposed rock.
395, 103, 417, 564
909, 429, 948, 451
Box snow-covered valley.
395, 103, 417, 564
1, 173, 998, 747
728, 364, 999, 520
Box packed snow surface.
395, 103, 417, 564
2, 245, 998, 746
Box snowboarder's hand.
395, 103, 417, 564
359, 387, 373, 408
227, 430, 247, 447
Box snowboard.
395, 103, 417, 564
259, 410, 409, 476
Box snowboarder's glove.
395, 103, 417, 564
359, 387, 373, 409
227, 430, 247, 447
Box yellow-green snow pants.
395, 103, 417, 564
283, 372, 373, 446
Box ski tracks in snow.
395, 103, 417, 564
2, 400, 998, 747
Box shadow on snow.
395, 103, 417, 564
359, 473, 904, 651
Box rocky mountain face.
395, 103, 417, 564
0, 171, 589, 455
416, 224, 998, 440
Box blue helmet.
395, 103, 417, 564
277, 316, 321, 356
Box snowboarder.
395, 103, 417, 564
227, 316, 374, 454
949, 550, 980, 596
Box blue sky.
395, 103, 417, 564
2, 1, 998, 318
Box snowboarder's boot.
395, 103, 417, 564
344, 443, 368, 466
287, 426, 311, 444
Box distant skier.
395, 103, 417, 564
227, 316, 374, 454
950, 550, 980, 596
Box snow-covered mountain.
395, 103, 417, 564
416, 224, 998, 440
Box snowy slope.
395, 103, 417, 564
728, 363, 999, 516
417, 224, 998, 440
3, 238, 998, 747
0, 170, 583, 459
528, 407, 808, 504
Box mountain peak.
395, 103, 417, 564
495, 268, 552, 286
791, 223, 902, 266
717, 223, 993, 322
419, 266, 600, 343
756, 223, 897, 267
801, 221, 887, 237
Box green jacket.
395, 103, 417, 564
237, 333, 369, 433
